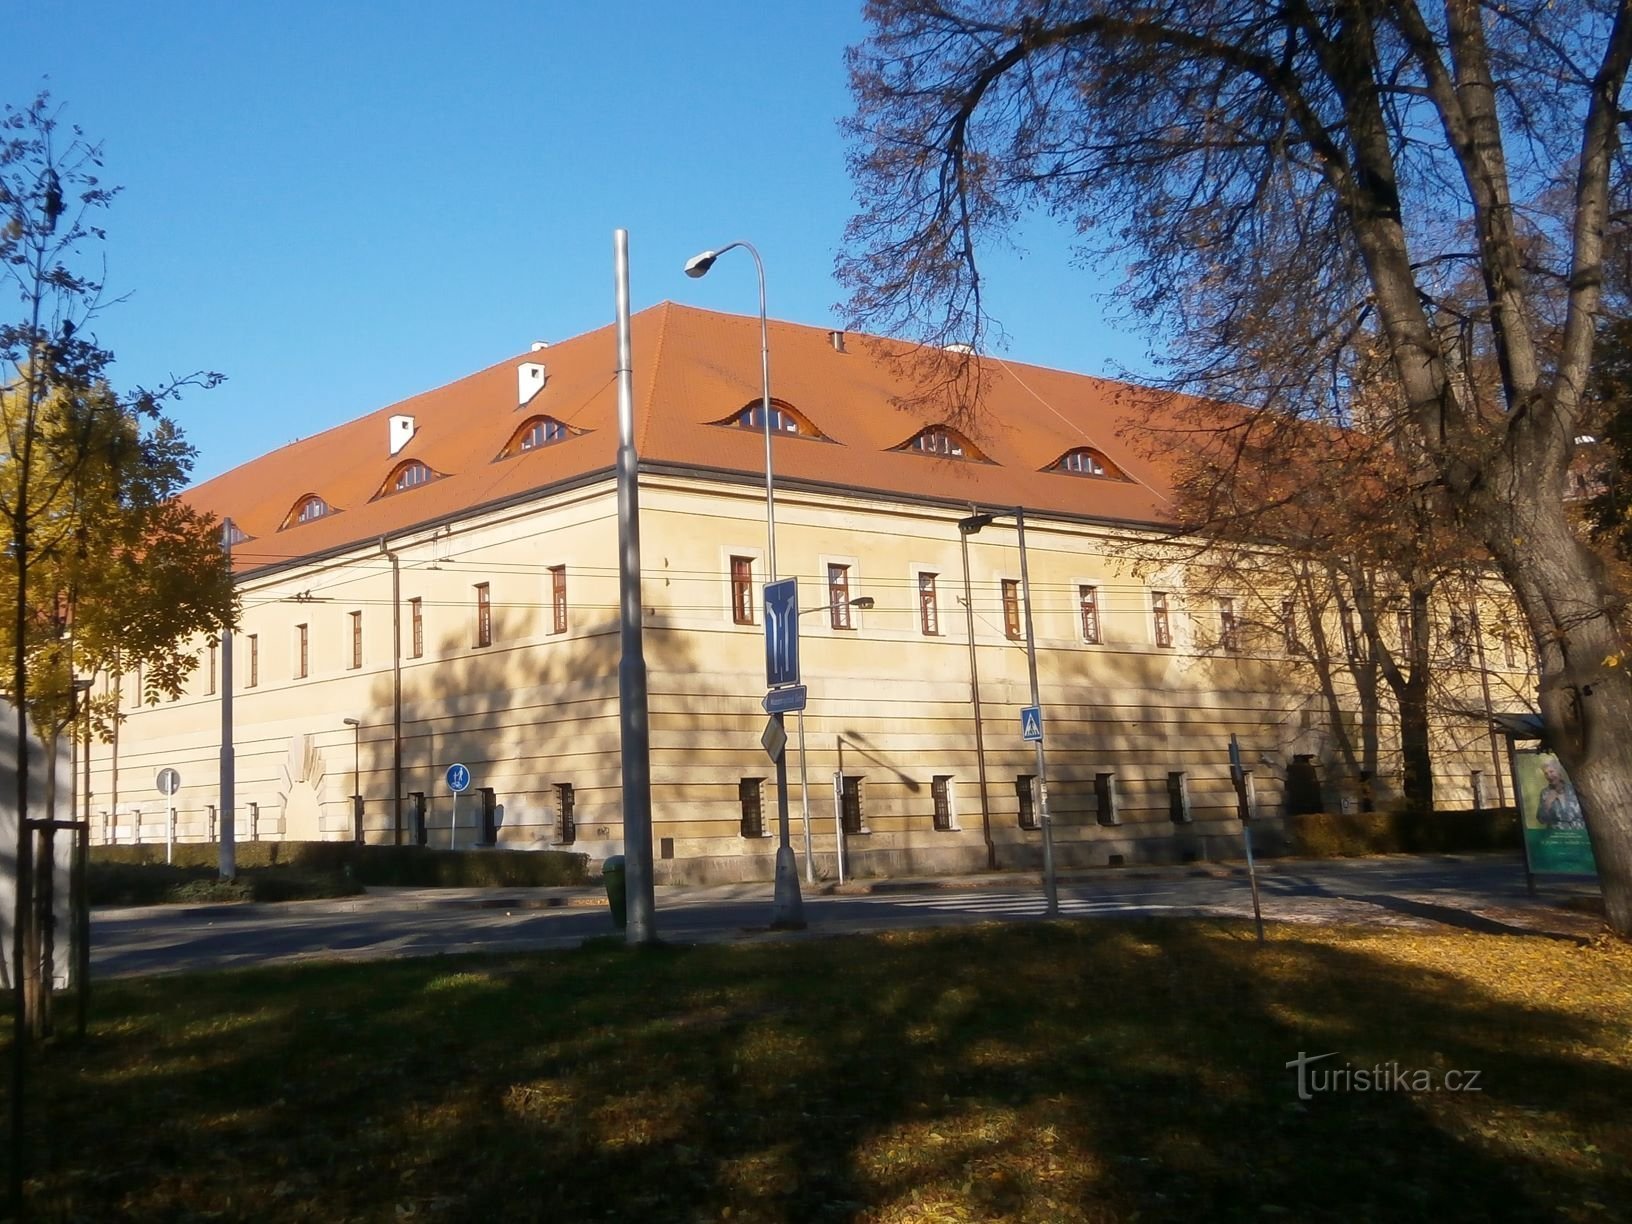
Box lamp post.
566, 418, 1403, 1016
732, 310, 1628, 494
685, 239, 804, 929
343, 717, 362, 844
958, 510, 1058, 914
956, 519, 997, 870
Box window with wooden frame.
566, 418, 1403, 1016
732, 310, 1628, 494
1168, 771, 1192, 823
281, 493, 332, 529
247, 634, 259, 687
730, 556, 755, 625
894, 425, 988, 460
840, 775, 866, 834
931, 775, 954, 830
378, 460, 435, 497
554, 782, 575, 845
1048, 446, 1126, 479
1501, 618, 1519, 669
828, 564, 853, 629
1397, 608, 1416, 653
1079, 585, 1101, 644
295, 624, 309, 679
1219, 598, 1239, 653
713, 398, 825, 439
348, 610, 362, 669
1448, 610, 1471, 665
1152, 592, 1173, 648
1095, 772, 1119, 825
207, 643, 217, 695
738, 778, 765, 838
1016, 775, 1039, 830
1001, 579, 1022, 639
1341, 602, 1361, 660
474, 583, 492, 648
1282, 598, 1300, 653
550, 565, 567, 634
410, 597, 423, 659
919, 571, 940, 635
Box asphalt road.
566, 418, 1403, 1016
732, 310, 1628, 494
87, 853, 1596, 980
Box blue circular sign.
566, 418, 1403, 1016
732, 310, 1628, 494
446, 763, 471, 793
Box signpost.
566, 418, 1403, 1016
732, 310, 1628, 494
155, 769, 181, 864
446, 763, 470, 850
1228, 735, 1265, 942
1020, 706, 1043, 742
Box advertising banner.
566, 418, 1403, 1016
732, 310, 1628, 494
1513, 748, 1598, 876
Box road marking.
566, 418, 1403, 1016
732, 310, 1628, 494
843, 893, 1185, 916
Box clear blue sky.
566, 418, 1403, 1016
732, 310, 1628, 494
14, 1, 1155, 483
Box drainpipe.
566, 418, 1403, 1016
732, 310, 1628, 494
381, 537, 403, 845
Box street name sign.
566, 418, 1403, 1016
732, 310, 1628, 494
762, 684, 808, 715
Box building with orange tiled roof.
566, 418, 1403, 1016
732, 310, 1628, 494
83, 304, 1529, 879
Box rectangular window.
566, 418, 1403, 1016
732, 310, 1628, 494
1079, 585, 1101, 644
738, 778, 765, 838
248, 634, 259, 687
295, 624, 309, 679
1016, 774, 1039, 830
1152, 592, 1172, 648
919, 572, 939, 635
410, 597, 423, 659
1001, 579, 1022, 639
828, 564, 852, 629
730, 556, 755, 625
931, 775, 954, 830
1448, 611, 1471, 665
1219, 598, 1239, 653
207, 642, 217, 696
1471, 769, 1486, 812
1095, 772, 1119, 826
248, 802, 260, 841
349, 610, 362, 669
550, 565, 567, 634
1397, 608, 1414, 653
205, 804, 217, 841
1168, 771, 1191, 823
475, 583, 492, 648
554, 783, 575, 845
1282, 598, 1300, 653
1502, 619, 1518, 669
1340, 603, 1361, 660
841, 775, 865, 835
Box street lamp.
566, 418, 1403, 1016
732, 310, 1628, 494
685, 239, 804, 929
342, 718, 362, 844
956, 516, 998, 870
959, 509, 1059, 915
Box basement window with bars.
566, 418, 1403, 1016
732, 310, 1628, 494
841, 776, 866, 835
931, 775, 955, 830
739, 778, 765, 838
1096, 773, 1120, 826
554, 783, 576, 845
1168, 771, 1192, 823
1016, 775, 1039, 830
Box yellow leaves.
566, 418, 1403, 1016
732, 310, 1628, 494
1603, 653, 1621, 668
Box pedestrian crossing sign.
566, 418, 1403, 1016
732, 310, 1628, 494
1020, 706, 1043, 742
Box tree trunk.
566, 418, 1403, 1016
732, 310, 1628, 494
1398, 676, 1435, 816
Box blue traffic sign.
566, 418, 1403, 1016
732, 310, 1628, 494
764, 578, 800, 688
762, 684, 808, 715
446, 762, 471, 793
1020, 706, 1043, 742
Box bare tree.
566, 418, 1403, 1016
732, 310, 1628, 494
842, 0, 1632, 935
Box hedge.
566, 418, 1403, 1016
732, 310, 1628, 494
1283, 807, 1521, 858
89, 841, 591, 888
87, 862, 365, 908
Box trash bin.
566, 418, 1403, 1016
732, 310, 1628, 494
602, 854, 627, 930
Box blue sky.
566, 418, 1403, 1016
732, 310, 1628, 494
14, 1, 1155, 483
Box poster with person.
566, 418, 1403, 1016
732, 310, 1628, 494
1513, 749, 1598, 876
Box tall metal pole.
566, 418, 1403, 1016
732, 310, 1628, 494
959, 526, 996, 869
614, 228, 657, 944
797, 711, 814, 883
1015, 509, 1058, 915
383, 540, 403, 844
219, 520, 237, 880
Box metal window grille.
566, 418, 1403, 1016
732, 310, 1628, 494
841, 776, 864, 834
555, 783, 576, 844
738, 778, 765, 838
1016, 775, 1038, 829
1095, 773, 1119, 826
931, 775, 953, 830
1168, 771, 1191, 823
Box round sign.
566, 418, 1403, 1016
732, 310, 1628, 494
156, 767, 182, 796
446, 763, 471, 793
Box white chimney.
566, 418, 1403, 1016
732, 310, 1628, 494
388, 415, 415, 456
518, 361, 547, 408
530, 340, 549, 352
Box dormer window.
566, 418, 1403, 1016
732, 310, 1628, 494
224, 522, 251, 546
1049, 446, 1126, 479
711, 399, 824, 439
895, 425, 988, 461
281, 494, 333, 530
373, 459, 442, 500
497, 414, 582, 460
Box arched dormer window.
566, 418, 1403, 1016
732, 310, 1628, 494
497, 414, 582, 460
1048, 446, 1126, 480
711, 398, 825, 439
281, 494, 334, 530
894, 425, 988, 462
373, 459, 442, 500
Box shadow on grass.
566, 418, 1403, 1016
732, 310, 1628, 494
11, 919, 1631, 1222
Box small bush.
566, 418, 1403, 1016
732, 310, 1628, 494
1284, 807, 1521, 857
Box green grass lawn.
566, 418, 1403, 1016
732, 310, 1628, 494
10, 920, 1630, 1222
